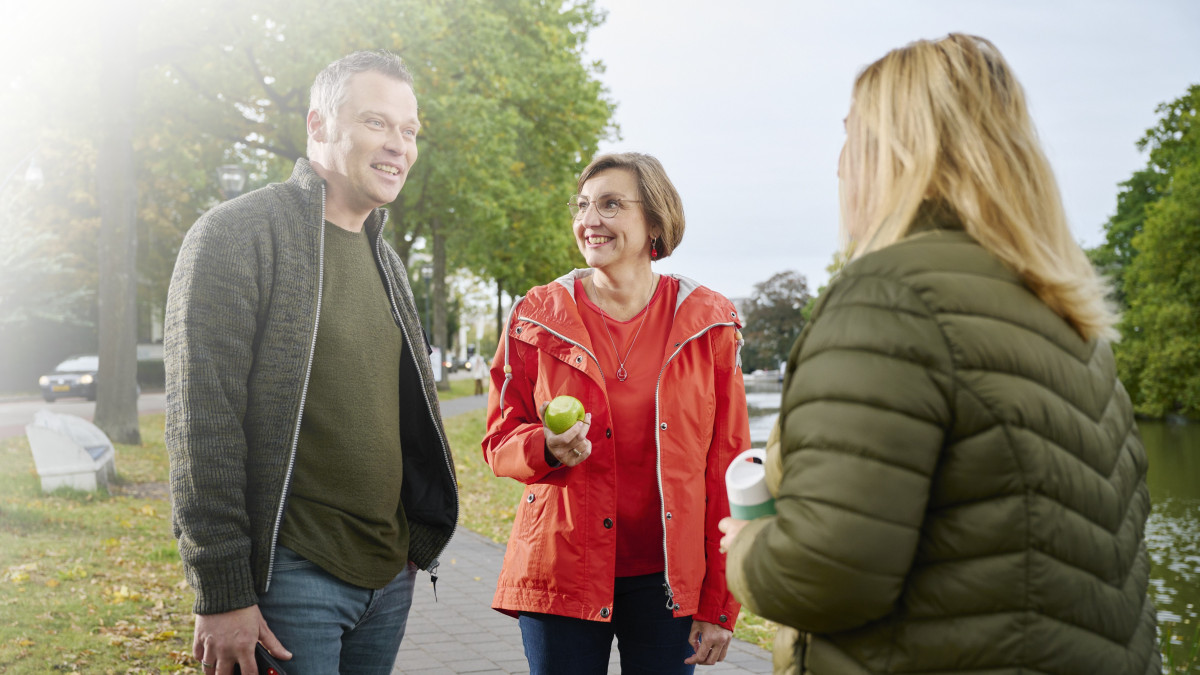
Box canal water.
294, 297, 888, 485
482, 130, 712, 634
744, 377, 1199, 652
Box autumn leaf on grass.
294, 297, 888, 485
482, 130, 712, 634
58, 565, 89, 581
105, 585, 144, 603
4, 563, 37, 583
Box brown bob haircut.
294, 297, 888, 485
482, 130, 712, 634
577, 152, 685, 260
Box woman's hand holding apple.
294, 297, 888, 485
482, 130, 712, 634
540, 395, 592, 467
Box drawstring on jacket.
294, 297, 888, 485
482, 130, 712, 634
498, 296, 525, 416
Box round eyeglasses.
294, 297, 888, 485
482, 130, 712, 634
567, 196, 642, 220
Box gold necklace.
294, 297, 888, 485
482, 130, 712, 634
593, 277, 655, 382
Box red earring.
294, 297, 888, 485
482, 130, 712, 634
651, 237, 659, 260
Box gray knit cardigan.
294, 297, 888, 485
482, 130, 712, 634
165, 159, 458, 615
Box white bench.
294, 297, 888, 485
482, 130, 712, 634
24, 410, 116, 492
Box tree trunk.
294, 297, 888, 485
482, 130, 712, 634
93, 14, 141, 445
432, 218, 450, 391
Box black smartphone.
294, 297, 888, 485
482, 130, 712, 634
231, 643, 287, 675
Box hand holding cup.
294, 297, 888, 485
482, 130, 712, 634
720, 448, 775, 553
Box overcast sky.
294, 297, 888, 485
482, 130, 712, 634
584, 0, 1200, 300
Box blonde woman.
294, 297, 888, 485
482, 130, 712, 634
720, 34, 1158, 674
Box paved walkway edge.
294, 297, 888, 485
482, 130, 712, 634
398, 528, 774, 674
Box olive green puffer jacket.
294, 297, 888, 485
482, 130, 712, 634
726, 220, 1158, 674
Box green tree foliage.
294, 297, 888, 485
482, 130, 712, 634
1086, 168, 1158, 309
1, 0, 614, 391
0, 184, 91, 329
741, 271, 812, 373
801, 249, 850, 323
1090, 86, 1199, 310
1103, 85, 1200, 418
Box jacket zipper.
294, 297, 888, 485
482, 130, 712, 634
372, 219, 459, 578
264, 185, 327, 592
654, 321, 737, 611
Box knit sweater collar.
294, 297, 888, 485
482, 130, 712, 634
288, 158, 390, 239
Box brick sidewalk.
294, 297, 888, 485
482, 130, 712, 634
395, 524, 773, 674
395, 393, 775, 673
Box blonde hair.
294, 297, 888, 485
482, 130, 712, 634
577, 152, 685, 260
840, 33, 1118, 341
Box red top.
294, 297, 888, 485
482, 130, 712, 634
575, 276, 679, 576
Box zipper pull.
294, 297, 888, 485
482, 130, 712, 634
662, 580, 675, 611
429, 559, 440, 602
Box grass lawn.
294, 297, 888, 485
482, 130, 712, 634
0, 414, 195, 673
437, 376, 476, 401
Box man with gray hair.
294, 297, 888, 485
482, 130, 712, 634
165, 50, 458, 675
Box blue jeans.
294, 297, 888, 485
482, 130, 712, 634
257, 546, 417, 675
518, 573, 696, 675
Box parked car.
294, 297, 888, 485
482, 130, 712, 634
38, 355, 100, 403
441, 354, 468, 373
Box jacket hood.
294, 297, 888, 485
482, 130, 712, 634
497, 269, 743, 412
543, 268, 741, 333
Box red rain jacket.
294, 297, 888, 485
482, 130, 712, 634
482, 270, 750, 630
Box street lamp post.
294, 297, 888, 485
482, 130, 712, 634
216, 164, 248, 200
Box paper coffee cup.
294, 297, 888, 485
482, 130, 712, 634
726, 448, 775, 519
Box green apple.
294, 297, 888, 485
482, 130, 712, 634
544, 395, 586, 434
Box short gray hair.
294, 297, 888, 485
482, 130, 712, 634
309, 50, 414, 124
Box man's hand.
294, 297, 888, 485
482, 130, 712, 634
684, 619, 733, 665
193, 605, 291, 674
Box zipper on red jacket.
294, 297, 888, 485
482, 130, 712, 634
653, 320, 737, 611
265, 184, 327, 592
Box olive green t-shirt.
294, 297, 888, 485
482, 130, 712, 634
278, 222, 408, 589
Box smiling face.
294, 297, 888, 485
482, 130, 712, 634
307, 70, 420, 228
573, 168, 655, 272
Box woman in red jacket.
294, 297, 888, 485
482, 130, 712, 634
482, 152, 750, 674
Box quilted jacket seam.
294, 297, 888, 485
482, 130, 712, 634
1001, 422, 1033, 670
955, 366, 1109, 423
792, 445, 937, 482
936, 310, 1100, 365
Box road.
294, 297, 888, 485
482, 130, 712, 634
0, 392, 166, 440
0, 371, 476, 440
